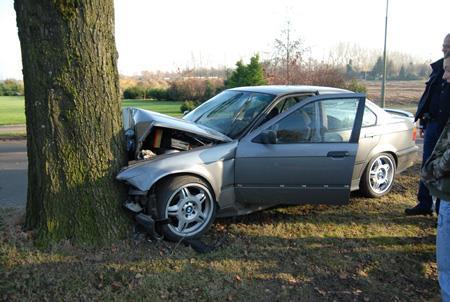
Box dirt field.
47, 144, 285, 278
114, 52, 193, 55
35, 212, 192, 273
363, 80, 425, 111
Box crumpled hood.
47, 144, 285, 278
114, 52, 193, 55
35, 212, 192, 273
116, 141, 238, 192
122, 107, 232, 143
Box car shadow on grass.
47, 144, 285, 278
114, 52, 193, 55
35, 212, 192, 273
214, 199, 436, 230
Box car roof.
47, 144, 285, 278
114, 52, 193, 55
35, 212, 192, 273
228, 85, 352, 96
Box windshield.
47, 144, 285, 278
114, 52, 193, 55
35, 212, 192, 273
184, 90, 275, 138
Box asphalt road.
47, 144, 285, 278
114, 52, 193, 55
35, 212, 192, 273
0, 140, 27, 208
0, 138, 424, 209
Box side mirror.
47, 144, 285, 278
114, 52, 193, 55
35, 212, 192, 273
254, 129, 277, 144
183, 110, 190, 116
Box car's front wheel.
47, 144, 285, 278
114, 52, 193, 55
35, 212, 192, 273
155, 175, 216, 241
360, 153, 396, 198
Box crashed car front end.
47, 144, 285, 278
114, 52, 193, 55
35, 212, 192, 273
121, 107, 232, 159
117, 108, 235, 239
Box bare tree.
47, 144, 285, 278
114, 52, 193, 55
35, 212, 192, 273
327, 42, 380, 71
271, 21, 307, 84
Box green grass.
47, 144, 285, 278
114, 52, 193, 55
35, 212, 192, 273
0, 164, 440, 301
0, 96, 183, 125
0, 96, 25, 125
122, 99, 182, 117
0, 95, 418, 127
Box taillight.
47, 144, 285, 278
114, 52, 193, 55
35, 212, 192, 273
412, 127, 417, 141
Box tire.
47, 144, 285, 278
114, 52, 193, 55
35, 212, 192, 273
155, 175, 217, 242
360, 153, 396, 198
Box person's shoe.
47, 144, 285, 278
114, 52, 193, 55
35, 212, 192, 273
404, 205, 433, 216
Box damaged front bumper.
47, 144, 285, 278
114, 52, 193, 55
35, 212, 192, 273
122, 188, 171, 241
123, 200, 162, 241
122, 186, 161, 240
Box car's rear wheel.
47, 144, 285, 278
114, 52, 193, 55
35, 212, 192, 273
360, 153, 396, 198
155, 175, 216, 241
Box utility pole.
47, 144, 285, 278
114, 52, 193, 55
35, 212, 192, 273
286, 21, 290, 85
381, 0, 389, 108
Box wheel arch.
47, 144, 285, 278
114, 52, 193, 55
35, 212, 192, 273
360, 145, 398, 179
385, 150, 398, 168
359, 150, 398, 183
151, 172, 218, 202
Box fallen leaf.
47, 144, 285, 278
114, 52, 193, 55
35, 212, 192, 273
135, 273, 143, 279
339, 272, 348, 279
111, 281, 122, 291
314, 287, 326, 296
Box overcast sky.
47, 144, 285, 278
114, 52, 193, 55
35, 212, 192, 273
1, 0, 449, 79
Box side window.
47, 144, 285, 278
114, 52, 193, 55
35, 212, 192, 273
265, 94, 315, 125
281, 97, 298, 113
269, 98, 360, 144
272, 97, 299, 117
362, 106, 377, 127
321, 99, 359, 142
269, 102, 317, 143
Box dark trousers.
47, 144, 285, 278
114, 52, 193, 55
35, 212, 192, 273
418, 121, 442, 211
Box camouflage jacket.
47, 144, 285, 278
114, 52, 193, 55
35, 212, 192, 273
422, 118, 450, 201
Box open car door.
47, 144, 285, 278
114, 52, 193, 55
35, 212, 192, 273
235, 93, 366, 205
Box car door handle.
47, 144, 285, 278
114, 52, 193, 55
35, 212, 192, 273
327, 151, 350, 158
364, 132, 376, 138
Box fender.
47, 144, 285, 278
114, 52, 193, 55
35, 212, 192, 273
116, 141, 238, 201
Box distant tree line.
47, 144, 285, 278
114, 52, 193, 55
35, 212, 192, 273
121, 77, 224, 113
118, 29, 435, 114
0, 79, 24, 96
121, 52, 368, 113
346, 56, 430, 81
122, 78, 223, 101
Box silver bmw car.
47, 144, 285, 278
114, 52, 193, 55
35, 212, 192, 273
117, 86, 418, 241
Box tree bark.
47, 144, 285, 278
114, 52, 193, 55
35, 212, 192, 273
15, 0, 129, 244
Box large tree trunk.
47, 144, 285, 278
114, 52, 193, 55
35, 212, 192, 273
15, 0, 129, 244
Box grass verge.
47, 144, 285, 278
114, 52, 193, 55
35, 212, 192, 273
0, 97, 183, 126
0, 164, 439, 301
0, 96, 25, 125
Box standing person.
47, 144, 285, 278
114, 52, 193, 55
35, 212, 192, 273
421, 51, 450, 302
406, 33, 450, 216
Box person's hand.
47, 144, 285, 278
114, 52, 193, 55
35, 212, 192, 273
421, 161, 434, 183
420, 128, 425, 138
